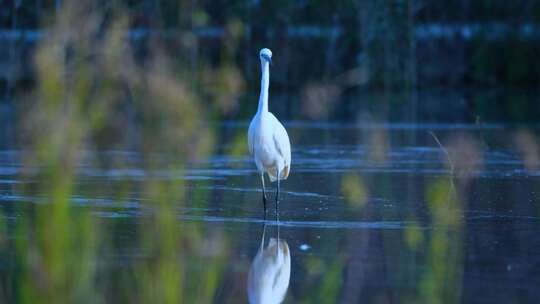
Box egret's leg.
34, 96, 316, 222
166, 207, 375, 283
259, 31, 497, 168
260, 224, 267, 251
261, 173, 267, 219
276, 168, 281, 239
277, 221, 280, 243
276, 168, 280, 223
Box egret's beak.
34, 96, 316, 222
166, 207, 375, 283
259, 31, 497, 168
262, 54, 272, 66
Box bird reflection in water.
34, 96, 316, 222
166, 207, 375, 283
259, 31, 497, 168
247, 224, 291, 304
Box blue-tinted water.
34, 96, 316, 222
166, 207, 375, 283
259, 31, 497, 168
1, 123, 540, 303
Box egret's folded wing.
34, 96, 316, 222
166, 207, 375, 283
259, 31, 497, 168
273, 124, 291, 163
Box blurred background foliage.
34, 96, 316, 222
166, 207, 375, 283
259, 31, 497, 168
1, 0, 540, 124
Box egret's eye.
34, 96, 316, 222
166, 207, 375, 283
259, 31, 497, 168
261, 54, 272, 63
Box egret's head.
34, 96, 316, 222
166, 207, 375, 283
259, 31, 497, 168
259, 48, 272, 65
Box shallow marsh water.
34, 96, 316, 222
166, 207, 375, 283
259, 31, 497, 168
1, 122, 540, 303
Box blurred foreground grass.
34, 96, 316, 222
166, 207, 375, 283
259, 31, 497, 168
0, 2, 241, 303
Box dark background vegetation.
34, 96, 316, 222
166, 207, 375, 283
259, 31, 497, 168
1, 0, 540, 123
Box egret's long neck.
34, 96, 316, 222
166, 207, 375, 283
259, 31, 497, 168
257, 61, 270, 114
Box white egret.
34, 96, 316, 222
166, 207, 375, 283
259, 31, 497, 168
247, 224, 291, 304
248, 48, 291, 218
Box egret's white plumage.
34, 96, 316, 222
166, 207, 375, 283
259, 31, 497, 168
248, 48, 291, 210
247, 225, 291, 304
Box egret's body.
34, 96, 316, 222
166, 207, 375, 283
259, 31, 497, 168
248, 112, 290, 181
248, 48, 291, 216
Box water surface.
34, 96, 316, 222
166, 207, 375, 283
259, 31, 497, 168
1, 123, 540, 303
